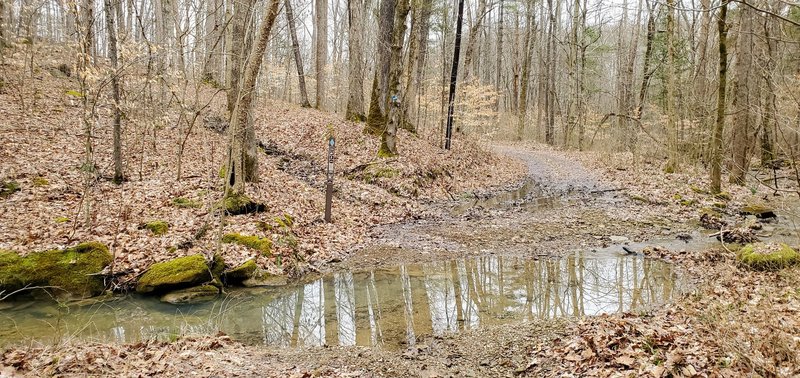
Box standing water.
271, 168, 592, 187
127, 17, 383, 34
0, 253, 678, 350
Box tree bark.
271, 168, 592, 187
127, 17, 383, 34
710, 0, 728, 194
285, 0, 312, 108
226, 0, 281, 194
227, 0, 255, 114
345, 0, 367, 121
729, 3, 755, 184
444, 0, 464, 150
364, 0, 397, 135
516, 4, 533, 140
104, 0, 123, 183
315, 0, 328, 109
664, 0, 678, 172
380, 0, 412, 156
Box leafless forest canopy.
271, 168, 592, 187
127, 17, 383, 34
1, 0, 799, 190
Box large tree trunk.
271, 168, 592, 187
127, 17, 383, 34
285, 0, 311, 108
315, 0, 328, 109
104, 0, 123, 184
544, 0, 556, 145
495, 0, 503, 110
444, 0, 465, 150
729, 3, 755, 185
380, 0, 412, 156
226, 0, 281, 194
400, 0, 432, 132
364, 0, 397, 135
760, 14, 777, 165
665, 0, 678, 172
345, 0, 367, 121
710, 0, 728, 194
227, 0, 255, 114
516, 5, 533, 141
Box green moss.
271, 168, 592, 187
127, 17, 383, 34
219, 165, 227, 179
741, 203, 773, 216
144, 221, 169, 236
223, 259, 257, 283
211, 253, 225, 278
54, 216, 69, 224
32, 177, 49, 187
172, 197, 201, 209
1, 180, 20, 198
690, 185, 708, 194
219, 193, 266, 215
712, 202, 727, 209
377, 146, 396, 158
737, 243, 800, 271
630, 195, 650, 203
222, 233, 272, 256
680, 199, 696, 207
0, 242, 112, 298
135, 254, 212, 294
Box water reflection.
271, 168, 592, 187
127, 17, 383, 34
0, 254, 677, 349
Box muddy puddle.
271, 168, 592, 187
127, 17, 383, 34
0, 253, 679, 350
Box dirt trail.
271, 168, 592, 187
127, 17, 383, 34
342, 144, 692, 271
491, 145, 612, 195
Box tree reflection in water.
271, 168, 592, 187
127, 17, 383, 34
0, 254, 677, 348
251, 254, 676, 349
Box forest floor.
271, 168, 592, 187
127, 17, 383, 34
3, 46, 800, 376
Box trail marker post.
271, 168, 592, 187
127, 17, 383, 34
325, 135, 335, 223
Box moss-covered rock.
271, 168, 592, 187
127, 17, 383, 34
740, 203, 776, 219
223, 259, 257, 284
172, 197, 201, 209
737, 243, 800, 271
135, 254, 211, 294
144, 221, 169, 236
159, 284, 219, 305
0, 242, 112, 298
220, 193, 266, 215
222, 233, 272, 256
0, 180, 20, 199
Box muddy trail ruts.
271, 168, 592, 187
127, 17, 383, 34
342, 145, 695, 270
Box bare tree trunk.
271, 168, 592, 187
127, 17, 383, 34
315, 0, 328, 109
729, 4, 755, 184
516, 4, 533, 140
105, 0, 123, 184
760, 14, 776, 165
365, 0, 397, 135
461, 0, 488, 81
495, 0, 503, 110
227, 0, 255, 115
664, 0, 678, 172
345, 0, 367, 120
226, 0, 281, 194
710, 0, 728, 194
381, 0, 411, 156
544, 0, 555, 145
444, 0, 465, 150
285, 0, 311, 108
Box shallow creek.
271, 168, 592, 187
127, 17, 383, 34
0, 252, 680, 350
